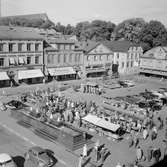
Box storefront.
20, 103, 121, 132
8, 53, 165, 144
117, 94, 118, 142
18, 69, 44, 84
48, 67, 76, 81
86, 69, 107, 78
0, 72, 10, 88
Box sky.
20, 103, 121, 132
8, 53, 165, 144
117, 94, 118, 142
1, 0, 167, 26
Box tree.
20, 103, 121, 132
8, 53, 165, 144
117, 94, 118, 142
139, 20, 167, 50
113, 18, 146, 43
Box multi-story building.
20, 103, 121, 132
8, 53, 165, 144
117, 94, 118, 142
140, 46, 167, 77
44, 38, 83, 81
104, 40, 143, 75
82, 42, 114, 78
0, 26, 44, 87
82, 40, 143, 78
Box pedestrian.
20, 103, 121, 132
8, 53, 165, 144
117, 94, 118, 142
128, 135, 134, 148
147, 146, 153, 162
100, 147, 107, 164
136, 146, 143, 161
143, 128, 148, 140
82, 144, 87, 158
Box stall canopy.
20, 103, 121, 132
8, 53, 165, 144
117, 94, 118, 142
82, 114, 120, 132
18, 69, 44, 80
48, 67, 76, 76
0, 72, 10, 80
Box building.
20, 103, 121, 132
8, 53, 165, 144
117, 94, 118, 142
140, 46, 167, 77
44, 38, 84, 81
103, 40, 143, 75
0, 26, 44, 87
82, 41, 113, 78
82, 40, 143, 78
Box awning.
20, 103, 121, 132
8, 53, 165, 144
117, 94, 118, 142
0, 72, 10, 81
18, 57, 25, 64
18, 69, 44, 80
9, 57, 15, 64
82, 114, 101, 125
96, 119, 120, 132
82, 114, 120, 132
48, 67, 76, 76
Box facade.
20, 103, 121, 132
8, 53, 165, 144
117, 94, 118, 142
44, 39, 84, 81
82, 42, 113, 78
0, 26, 44, 87
140, 46, 167, 77
82, 40, 143, 78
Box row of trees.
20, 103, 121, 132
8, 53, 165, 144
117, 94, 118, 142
0, 17, 167, 51
55, 19, 167, 51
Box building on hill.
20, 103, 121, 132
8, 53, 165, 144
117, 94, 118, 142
0, 26, 44, 87
0, 13, 49, 22
82, 40, 143, 78
140, 46, 167, 78
44, 38, 84, 81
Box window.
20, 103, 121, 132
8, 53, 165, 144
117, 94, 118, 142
27, 56, 31, 64
9, 43, 14, 52
27, 43, 31, 51
94, 56, 98, 61
35, 56, 39, 64
69, 54, 72, 62
100, 55, 102, 61
65, 45, 70, 50
131, 61, 133, 67
57, 54, 61, 63
35, 43, 40, 51
60, 44, 64, 50
75, 54, 78, 62
64, 54, 67, 63
127, 62, 129, 68
122, 62, 124, 68
0, 58, 4, 66
107, 55, 110, 60
18, 43, 23, 52
87, 56, 90, 61
0, 44, 4, 52
78, 54, 81, 62
57, 44, 60, 50
117, 53, 119, 59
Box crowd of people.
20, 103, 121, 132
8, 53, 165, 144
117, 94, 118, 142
19, 87, 167, 167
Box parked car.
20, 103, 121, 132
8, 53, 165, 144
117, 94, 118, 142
0, 153, 17, 167
24, 146, 55, 167
118, 80, 135, 87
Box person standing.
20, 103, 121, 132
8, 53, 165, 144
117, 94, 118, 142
82, 144, 87, 158
136, 146, 143, 161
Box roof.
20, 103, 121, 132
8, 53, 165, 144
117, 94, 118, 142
30, 146, 44, 153
47, 38, 76, 44
0, 13, 48, 21
0, 26, 43, 40
80, 41, 100, 53
82, 114, 120, 132
103, 40, 140, 52
0, 153, 12, 163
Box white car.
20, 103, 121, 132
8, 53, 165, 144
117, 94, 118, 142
0, 153, 17, 167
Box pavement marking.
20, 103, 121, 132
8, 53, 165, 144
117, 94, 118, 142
0, 122, 71, 167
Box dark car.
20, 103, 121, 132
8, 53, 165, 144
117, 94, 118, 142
24, 146, 54, 167
5, 100, 27, 109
